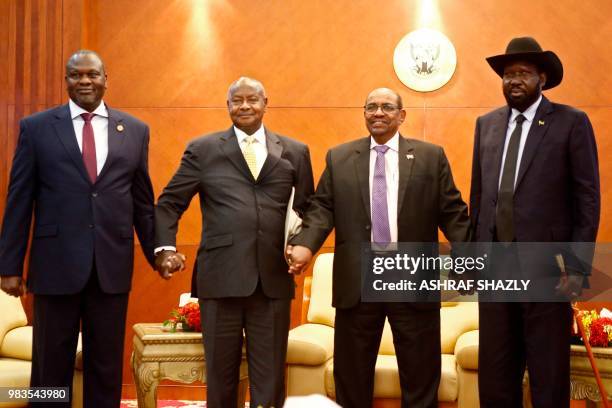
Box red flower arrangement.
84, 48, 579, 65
574, 309, 612, 347
163, 302, 201, 332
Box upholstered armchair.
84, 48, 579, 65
0, 289, 83, 408
286, 253, 481, 408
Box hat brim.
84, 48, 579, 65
486, 50, 563, 90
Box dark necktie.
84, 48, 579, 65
81, 112, 97, 183
372, 145, 391, 244
496, 114, 526, 242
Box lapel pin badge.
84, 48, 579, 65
117, 124, 125, 132
406, 154, 414, 160
538, 120, 545, 126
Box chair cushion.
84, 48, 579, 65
440, 302, 479, 354
0, 358, 31, 388
287, 324, 334, 365
455, 330, 479, 370
0, 290, 27, 346
324, 354, 458, 402
307, 254, 336, 327
0, 326, 32, 360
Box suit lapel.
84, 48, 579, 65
397, 136, 416, 211
52, 105, 91, 184
219, 127, 254, 181
353, 137, 372, 218
97, 107, 127, 182
258, 128, 283, 181
488, 106, 511, 194
514, 97, 553, 190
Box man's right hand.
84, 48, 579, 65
286, 245, 313, 275
1, 276, 26, 297
155, 250, 186, 280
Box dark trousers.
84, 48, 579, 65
199, 286, 291, 408
334, 302, 440, 408
30, 270, 129, 408
478, 302, 573, 408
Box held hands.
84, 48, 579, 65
0, 276, 26, 297
155, 250, 186, 280
555, 273, 584, 301
286, 245, 313, 275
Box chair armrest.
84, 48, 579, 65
287, 323, 334, 365
0, 326, 32, 360
455, 329, 479, 370
0, 326, 83, 371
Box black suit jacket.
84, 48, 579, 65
0, 104, 156, 294
292, 135, 470, 308
155, 127, 314, 299
470, 96, 600, 273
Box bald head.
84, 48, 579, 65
66, 50, 105, 75
365, 88, 403, 109
65, 49, 107, 112
227, 77, 267, 101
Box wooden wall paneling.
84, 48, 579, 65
0, 0, 10, 216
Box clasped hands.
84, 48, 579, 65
285, 245, 313, 275
155, 250, 186, 280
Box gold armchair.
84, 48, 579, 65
0, 288, 83, 408
286, 253, 481, 408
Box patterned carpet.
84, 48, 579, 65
121, 401, 209, 407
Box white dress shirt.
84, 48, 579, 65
498, 95, 542, 189
369, 132, 400, 242
234, 124, 268, 174
69, 99, 109, 175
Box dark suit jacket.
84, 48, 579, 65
0, 104, 156, 294
470, 96, 600, 273
291, 135, 470, 309
155, 127, 314, 300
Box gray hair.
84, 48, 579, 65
365, 88, 403, 109
227, 77, 267, 100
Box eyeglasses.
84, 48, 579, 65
502, 70, 538, 81
364, 103, 400, 114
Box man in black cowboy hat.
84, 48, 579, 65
469, 37, 600, 407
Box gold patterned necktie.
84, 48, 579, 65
243, 135, 259, 178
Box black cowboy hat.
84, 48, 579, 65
486, 36, 563, 90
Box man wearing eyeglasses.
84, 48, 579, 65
287, 88, 470, 408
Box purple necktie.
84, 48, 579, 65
372, 145, 391, 244
81, 112, 97, 183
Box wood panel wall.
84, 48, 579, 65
1, 0, 611, 399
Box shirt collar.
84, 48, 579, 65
509, 94, 542, 124
69, 99, 108, 119
234, 125, 266, 145
370, 132, 400, 152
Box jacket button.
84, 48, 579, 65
365, 225, 371, 230
92, 192, 98, 198
88, 224, 94, 229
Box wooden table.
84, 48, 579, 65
570, 344, 612, 406
131, 323, 248, 408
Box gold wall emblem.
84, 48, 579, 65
393, 28, 457, 92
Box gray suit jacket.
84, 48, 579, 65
155, 127, 314, 299
291, 135, 470, 308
